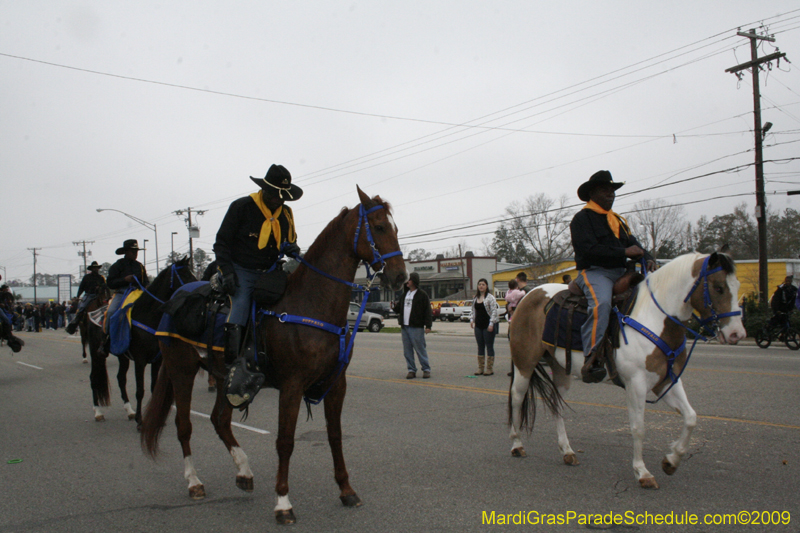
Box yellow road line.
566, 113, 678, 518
349, 374, 800, 431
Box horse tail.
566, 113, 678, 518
90, 355, 111, 407
508, 361, 565, 432
140, 363, 174, 458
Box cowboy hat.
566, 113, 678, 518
115, 239, 140, 255
577, 170, 625, 202
87, 261, 101, 270
250, 164, 303, 201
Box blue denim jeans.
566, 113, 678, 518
576, 266, 625, 357
401, 326, 431, 373
227, 264, 263, 326
474, 326, 496, 358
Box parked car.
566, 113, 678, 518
439, 301, 472, 322
348, 303, 384, 332
365, 301, 397, 319
460, 309, 472, 322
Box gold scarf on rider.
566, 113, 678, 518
583, 200, 630, 239
250, 192, 296, 249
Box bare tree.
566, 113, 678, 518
628, 199, 687, 260
492, 193, 572, 264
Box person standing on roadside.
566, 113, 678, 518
393, 272, 432, 379
471, 278, 499, 376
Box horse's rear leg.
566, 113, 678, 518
508, 366, 531, 458
660, 382, 696, 476
625, 375, 658, 488
208, 369, 253, 492
167, 348, 204, 499
550, 367, 578, 465
117, 356, 136, 420
274, 387, 304, 524
324, 376, 361, 508
133, 359, 148, 430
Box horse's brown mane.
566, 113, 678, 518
714, 252, 736, 274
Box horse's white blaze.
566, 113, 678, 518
184, 456, 202, 489
275, 494, 292, 512
387, 213, 398, 234
123, 402, 135, 416
718, 274, 745, 344
230, 447, 253, 479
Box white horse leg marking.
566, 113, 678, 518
93, 405, 104, 422
123, 401, 135, 420
625, 374, 657, 488
275, 494, 292, 512
508, 367, 531, 456
184, 456, 203, 493
660, 382, 696, 475
230, 446, 254, 479
554, 382, 577, 464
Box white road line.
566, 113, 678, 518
16, 361, 43, 370
190, 409, 270, 435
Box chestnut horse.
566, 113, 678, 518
87, 257, 196, 424
508, 252, 745, 489
141, 187, 406, 524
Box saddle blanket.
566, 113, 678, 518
110, 290, 142, 355
156, 281, 227, 352
542, 290, 586, 352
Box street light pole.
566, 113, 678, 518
171, 232, 178, 262
96, 209, 160, 271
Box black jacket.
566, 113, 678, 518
771, 284, 798, 314
570, 209, 652, 270
77, 272, 106, 298
107, 257, 148, 291
214, 196, 294, 274
393, 288, 432, 329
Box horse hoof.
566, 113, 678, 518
236, 475, 254, 492
340, 494, 362, 507
639, 476, 659, 489
511, 448, 527, 458
563, 454, 579, 466
95, 414, 105, 422
661, 457, 677, 475
128, 413, 136, 421
189, 484, 206, 500
82, 359, 88, 364
275, 509, 296, 525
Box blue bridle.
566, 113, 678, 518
615, 255, 741, 403
257, 202, 403, 405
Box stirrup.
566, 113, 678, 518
225, 358, 265, 409
581, 355, 607, 384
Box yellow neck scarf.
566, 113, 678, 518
250, 192, 296, 249
583, 200, 629, 239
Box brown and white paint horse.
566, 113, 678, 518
508, 252, 745, 489
141, 187, 406, 524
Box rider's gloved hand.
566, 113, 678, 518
221, 272, 239, 296
282, 242, 301, 257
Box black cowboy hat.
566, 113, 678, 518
250, 164, 303, 201
115, 239, 140, 255
577, 170, 625, 202
87, 261, 101, 270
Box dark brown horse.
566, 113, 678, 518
141, 187, 406, 524
88, 256, 196, 425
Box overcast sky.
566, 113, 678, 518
1, 1, 799, 282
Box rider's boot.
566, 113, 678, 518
581, 351, 607, 383
224, 323, 265, 409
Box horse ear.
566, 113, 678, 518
356, 185, 375, 208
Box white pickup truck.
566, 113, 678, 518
438, 301, 472, 322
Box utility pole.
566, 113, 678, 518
174, 207, 206, 271
725, 28, 787, 308
28, 248, 40, 304
73, 240, 94, 276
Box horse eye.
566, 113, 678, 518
374, 224, 385, 233
714, 286, 724, 294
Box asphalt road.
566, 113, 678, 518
1, 325, 798, 533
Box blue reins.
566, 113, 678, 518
615, 255, 741, 404
257, 203, 403, 405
